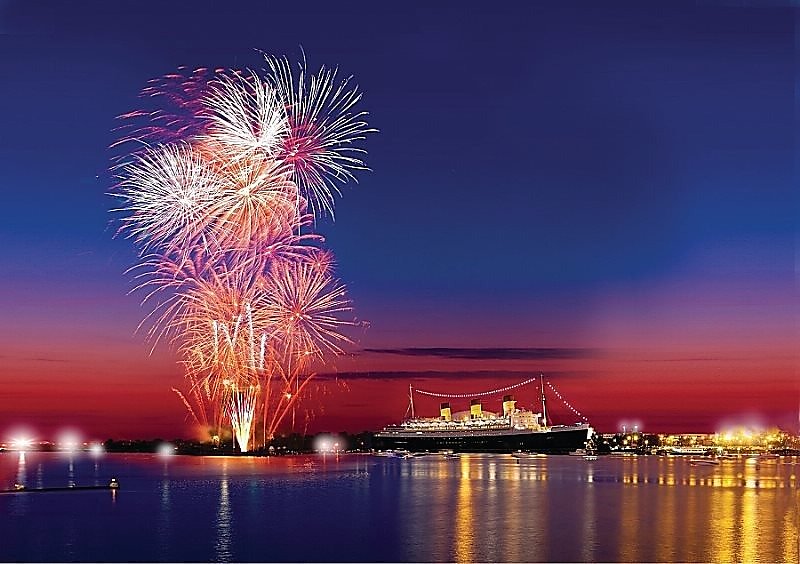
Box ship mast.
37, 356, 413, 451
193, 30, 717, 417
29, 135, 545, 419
409, 384, 415, 419
540, 374, 548, 428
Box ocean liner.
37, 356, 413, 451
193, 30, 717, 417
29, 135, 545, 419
375, 376, 593, 454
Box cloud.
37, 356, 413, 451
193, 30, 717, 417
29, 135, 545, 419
0, 355, 71, 363
316, 369, 580, 382
362, 347, 594, 360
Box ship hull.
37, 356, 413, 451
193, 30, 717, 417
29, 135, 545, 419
375, 425, 592, 454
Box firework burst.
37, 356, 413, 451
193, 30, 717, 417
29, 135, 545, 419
265, 53, 375, 219
207, 150, 300, 249
259, 257, 354, 363
112, 143, 220, 253
112, 52, 371, 450
203, 71, 289, 160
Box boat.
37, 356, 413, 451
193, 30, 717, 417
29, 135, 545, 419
375, 449, 416, 459
688, 457, 720, 466
570, 445, 598, 460
512, 451, 547, 460
670, 446, 713, 456
375, 376, 594, 454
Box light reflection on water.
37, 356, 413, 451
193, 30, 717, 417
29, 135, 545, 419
454, 456, 473, 563
157, 461, 171, 561
215, 459, 233, 563
0, 452, 797, 562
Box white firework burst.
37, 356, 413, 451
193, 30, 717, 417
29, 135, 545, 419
112, 143, 220, 254
203, 71, 289, 159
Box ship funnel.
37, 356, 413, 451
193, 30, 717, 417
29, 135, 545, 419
502, 394, 517, 416
470, 399, 482, 419
440, 402, 452, 421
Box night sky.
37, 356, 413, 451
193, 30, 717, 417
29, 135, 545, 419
1, 1, 796, 440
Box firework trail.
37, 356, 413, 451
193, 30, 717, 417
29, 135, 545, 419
225, 382, 260, 453
112, 67, 229, 155
111, 52, 371, 450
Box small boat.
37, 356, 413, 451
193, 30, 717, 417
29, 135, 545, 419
688, 457, 719, 466
672, 446, 712, 456
577, 444, 598, 460
375, 449, 409, 458
512, 451, 546, 459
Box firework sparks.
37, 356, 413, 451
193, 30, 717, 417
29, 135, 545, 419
260, 257, 354, 363
207, 149, 300, 249
112, 67, 228, 156
112, 143, 220, 254
204, 71, 289, 160
112, 52, 371, 450
265, 53, 375, 219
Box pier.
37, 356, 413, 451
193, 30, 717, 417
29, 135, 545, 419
1, 479, 119, 494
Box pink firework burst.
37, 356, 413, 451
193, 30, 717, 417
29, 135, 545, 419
265, 53, 376, 219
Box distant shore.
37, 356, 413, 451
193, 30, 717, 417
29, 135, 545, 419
2, 429, 798, 457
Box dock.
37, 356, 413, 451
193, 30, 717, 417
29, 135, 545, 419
0, 479, 119, 494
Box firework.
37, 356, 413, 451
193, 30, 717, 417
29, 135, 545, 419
225, 382, 260, 453
203, 71, 289, 160
206, 149, 300, 249
112, 143, 220, 254
259, 257, 354, 363
265, 53, 375, 219
112, 52, 371, 450
111, 67, 226, 157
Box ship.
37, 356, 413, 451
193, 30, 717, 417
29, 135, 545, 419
374, 376, 593, 454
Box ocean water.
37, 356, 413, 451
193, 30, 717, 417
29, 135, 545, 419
1, 452, 797, 562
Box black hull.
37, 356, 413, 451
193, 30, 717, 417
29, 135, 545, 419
375, 426, 592, 454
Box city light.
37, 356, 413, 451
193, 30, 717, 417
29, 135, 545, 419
313, 434, 343, 454
158, 442, 177, 456
57, 430, 82, 452
10, 437, 33, 450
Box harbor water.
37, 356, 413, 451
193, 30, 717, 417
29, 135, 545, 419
1, 452, 797, 562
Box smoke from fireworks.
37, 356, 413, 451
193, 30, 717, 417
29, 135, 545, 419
111, 53, 372, 451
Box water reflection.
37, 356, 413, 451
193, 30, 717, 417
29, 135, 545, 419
16, 451, 26, 486
67, 456, 75, 487
581, 465, 596, 562
215, 460, 233, 562
390, 454, 798, 563
158, 462, 172, 560
0, 452, 797, 563
502, 463, 522, 562
655, 459, 678, 562
454, 457, 474, 563
618, 457, 639, 562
